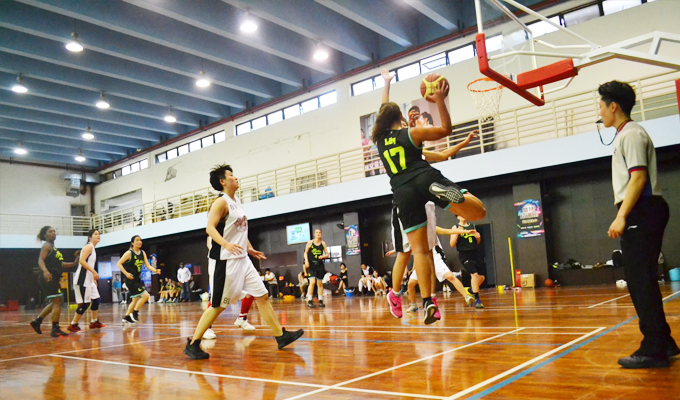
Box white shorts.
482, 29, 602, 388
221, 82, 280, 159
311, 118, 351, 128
209, 257, 267, 307
410, 251, 451, 283
74, 281, 100, 304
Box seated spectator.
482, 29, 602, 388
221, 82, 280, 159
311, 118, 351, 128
264, 269, 279, 299
189, 276, 204, 301
357, 264, 374, 296
298, 271, 309, 299
372, 270, 387, 295
335, 263, 349, 295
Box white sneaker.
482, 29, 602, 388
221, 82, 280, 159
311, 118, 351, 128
406, 303, 419, 312
465, 295, 475, 307
202, 328, 217, 340
234, 317, 256, 331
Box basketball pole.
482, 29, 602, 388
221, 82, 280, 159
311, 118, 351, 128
508, 237, 516, 287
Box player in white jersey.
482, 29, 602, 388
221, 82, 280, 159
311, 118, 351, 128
68, 228, 105, 332
184, 165, 303, 359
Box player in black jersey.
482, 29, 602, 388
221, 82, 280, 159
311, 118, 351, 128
374, 70, 486, 324
304, 229, 329, 308
451, 216, 485, 308
117, 235, 160, 325
30, 226, 80, 337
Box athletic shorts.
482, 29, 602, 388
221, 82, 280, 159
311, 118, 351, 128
74, 281, 100, 304
410, 250, 451, 283
38, 271, 63, 300
209, 257, 267, 308
392, 168, 461, 233
391, 202, 438, 253
125, 278, 147, 298
459, 250, 484, 275
308, 262, 326, 280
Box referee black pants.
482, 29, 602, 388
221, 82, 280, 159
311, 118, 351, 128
619, 196, 674, 357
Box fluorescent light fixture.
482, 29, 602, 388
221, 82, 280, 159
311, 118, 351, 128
196, 70, 210, 87
75, 150, 86, 162
313, 42, 329, 61
66, 32, 84, 52
96, 92, 109, 109
164, 109, 176, 123
82, 126, 94, 140
14, 142, 27, 155
240, 11, 257, 32
11, 74, 28, 93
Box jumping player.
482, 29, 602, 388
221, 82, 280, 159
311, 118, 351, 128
30, 226, 80, 337
184, 164, 303, 359
117, 235, 161, 325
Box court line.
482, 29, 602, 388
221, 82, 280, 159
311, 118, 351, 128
458, 289, 680, 400
282, 328, 525, 400
0, 335, 181, 363
444, 327, 606, 399
586, 294, 631, 308
48, 354, 447, 399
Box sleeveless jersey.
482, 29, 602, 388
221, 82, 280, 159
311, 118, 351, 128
44, 245, 64, 274
376, 127, 432, 189
210, 192, 249, 260
456, 223, 479, 252
124, 250, 145, 281
74, 243, 97, 285
307, 241, 324, 267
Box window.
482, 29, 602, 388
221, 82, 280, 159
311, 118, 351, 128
420, 53, 447, 73
352, 79, 373, 96
267, 111, 283, 125
563, 4, 600, 27
284, 105, 300, 119
528, 16, 561, 37
603, 0, 641, 15
397, 63, 421, 81
157, 153, 167, 163
167, 148, 178, 160
202, 135, 214, 147
236, 123, 251, 136
251, 116, 267, 130
189, 140, 201, 152
140, 159, 148, 169
121, 165, 131, 176
130, 162, 140, 173
374, 75, 385, 89
485, 35, 503, 53
301, 98, 319, 114
214, 130, 225, 143
319, 91, 337, 107
177, 144, 189, 156
448, 45, 474, 64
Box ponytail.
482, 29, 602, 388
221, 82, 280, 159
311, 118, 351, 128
371, 102, 402, 143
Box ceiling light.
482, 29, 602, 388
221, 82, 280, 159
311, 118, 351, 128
164, 108, 176, 123
75, 150, 86, 163
66, 32, 84, 52
96, 91, 109, 109
240, 12, 257, 33
14, 142, 28, 155
82, 126, 94, 140
196, 71, 210, 88
11, 74, 28, 93
313, 42, 329, 61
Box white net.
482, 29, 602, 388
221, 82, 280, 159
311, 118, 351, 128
468, 78, 503, 121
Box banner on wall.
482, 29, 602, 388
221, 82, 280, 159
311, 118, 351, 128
514, 199, 545, 238
345, 224, 360, 255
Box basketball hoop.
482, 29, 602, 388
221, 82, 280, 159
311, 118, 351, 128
468, 77, 503, 122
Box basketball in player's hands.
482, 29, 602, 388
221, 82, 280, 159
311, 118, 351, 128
421, 73, 449, 102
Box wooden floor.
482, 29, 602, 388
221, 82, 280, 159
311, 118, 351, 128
1, 283, 680, 399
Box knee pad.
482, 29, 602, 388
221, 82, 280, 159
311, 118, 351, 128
76, 303, 90, 315
90, 298, 100, 311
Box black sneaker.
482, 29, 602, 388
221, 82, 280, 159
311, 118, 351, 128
123, 315, 135, 325
667, 342, 680, 358
307, 301, 316, 308
50, 327, 69, 337
423, 299, 438, 325
618, 355, 669, 369
276, 328, 304, 350
30, 319, 42, 335
131, 311, 139, 322
429, 183, 465, 204
184, 338, 210, 360
318, 301, 325, 308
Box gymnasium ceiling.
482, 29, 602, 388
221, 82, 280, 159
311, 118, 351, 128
0, 0, 546, 169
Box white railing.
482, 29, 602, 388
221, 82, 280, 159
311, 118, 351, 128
5, 71, 678, 235
0, 214, 91, 236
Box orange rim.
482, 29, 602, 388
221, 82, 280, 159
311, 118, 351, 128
467, 77, 503, 93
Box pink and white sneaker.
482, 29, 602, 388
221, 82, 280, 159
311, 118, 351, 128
432, 297, 441, 320
387, 290, 403, 318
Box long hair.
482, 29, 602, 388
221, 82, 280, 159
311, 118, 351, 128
371, 102, 402, 143
37, 226, 52, 242
130, 235, 141, 250
86, 228, 98, 244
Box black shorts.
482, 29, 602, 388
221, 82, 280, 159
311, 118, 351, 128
308, 262, 326, 280
38, 271, 63, 300
392, 169, 461, 232
459, 250, 484, 275
125, 278, 147, 298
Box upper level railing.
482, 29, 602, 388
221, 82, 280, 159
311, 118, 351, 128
0, 213, 91, 236
3, 71, 678, 236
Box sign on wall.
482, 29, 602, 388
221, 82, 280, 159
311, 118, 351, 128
514, 199, 545, 238
345, 224, 360, 255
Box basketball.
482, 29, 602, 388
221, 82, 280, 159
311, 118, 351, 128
544, 278, 554, 287
420, 73, 449, 102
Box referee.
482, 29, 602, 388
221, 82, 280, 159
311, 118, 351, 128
598, 80, 678, 368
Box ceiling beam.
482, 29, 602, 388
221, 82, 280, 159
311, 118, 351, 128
0, 129, 128, 156
402, 0, 461, 30
19, 0, 309, 87
0, 138, 113, 162
0, 148, 100, 167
